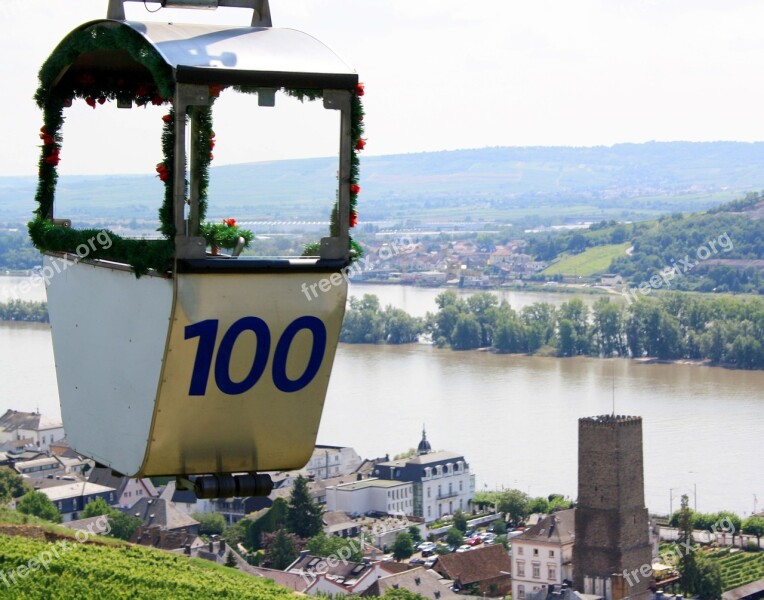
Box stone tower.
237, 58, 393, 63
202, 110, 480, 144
573, 415, 652, 600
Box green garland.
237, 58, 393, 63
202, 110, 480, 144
30, 22, 365, 274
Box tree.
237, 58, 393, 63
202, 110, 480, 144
528, 497, 549, 514
194, 512, 227, 536
0, 467, 26, 503
445, 527, 463, 549
392, 532, 414, 561
453, 510, 468, 533
497, 489, 530, 524
677, 495, 700, 597
81, 497, 112, 518
286, 475, 323, 539
491, 519, 507, 535
450, 313, 481, 350
16, 490, 62, 523
108, 512, 143, 541
695, 555, 723, 600
225, 549, 238, 568
264, 529, 299, 570
408, 525, 422, 545
742, 515, 764, 545
307, 532, 362, 562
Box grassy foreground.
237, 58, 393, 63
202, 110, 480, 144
0, 530, 296, 600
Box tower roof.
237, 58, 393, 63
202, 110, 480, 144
416, 426, 431, 456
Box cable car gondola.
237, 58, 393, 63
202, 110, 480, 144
30, 0, 364, 498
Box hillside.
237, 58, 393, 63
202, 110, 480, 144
527, 193, 764, 293
0, 526, 295, 599
4, 141, 764, 226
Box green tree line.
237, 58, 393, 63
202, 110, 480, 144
342, 291, 764, 369
0, 299, 48, 322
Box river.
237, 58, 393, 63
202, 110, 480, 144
1, 277, 761, 517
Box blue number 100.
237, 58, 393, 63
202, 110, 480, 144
184, 316, 327, 396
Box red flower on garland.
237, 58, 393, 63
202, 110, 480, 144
162, 114, 172, 124
97, 96, 106, 105
355, 138, 366, 151
156, 163, 170, 182
209, 85, 225, 98
350, 183, 361, 195
223, 218, 236, 227
135, 83, 150, 98
44, 148, 61, 166
85, 96, 96, 109
350, 211, 358, 228
151, 95, 164, 106
356, 82, 365, 96
39, 127, 54, 145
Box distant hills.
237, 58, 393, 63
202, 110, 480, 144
4, 141, 764, 226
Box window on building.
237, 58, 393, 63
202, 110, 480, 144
42, 436, 46, 444
549, 550, 554, 558
427, 506, 431, 516
427, 487, 431, 498
459, 481, 463, 492
533, 548, 539, 557
548, 566, 556, 580
518, 547, 524, 556
517, 562, 525, 577
532, 564, 540, 579
518, 586, 525, 600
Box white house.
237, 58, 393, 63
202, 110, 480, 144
372, 428, 474, 522
512, 509, 576, 600
0, 409, 65, 452
88, 466, 157, 509
325, 478, 414, 517
305, 445, 363, 480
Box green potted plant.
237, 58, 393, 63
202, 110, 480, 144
199, 218, 253, 255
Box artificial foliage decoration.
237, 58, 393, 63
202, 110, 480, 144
199, 218, 254, 253
29, 21, 365, 272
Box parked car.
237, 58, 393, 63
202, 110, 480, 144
421, 549, 435, 557
418, 541, 436, 551
482, 533, 497, 542
424, 557, 437, 569
466, 537, 482, 546
409, 558, 426, 565
456, 545, 472, 553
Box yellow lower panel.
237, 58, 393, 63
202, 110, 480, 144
140, 271, 347, 476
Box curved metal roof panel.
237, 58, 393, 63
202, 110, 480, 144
124, 21, 356, 83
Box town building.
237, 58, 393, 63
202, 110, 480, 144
87, 466, 157, 508
37, 481, 117, 522
433, 543, 513, 597
511, 508, 576, 600
286, 552, 381, 596
363, 566, 459, 600
325, 478, 414, 517
573, 415, 652, 600
0, 409, 65, 452
127, 497, 200, 536
305, 445, 363, 480
372, 428, 474, 522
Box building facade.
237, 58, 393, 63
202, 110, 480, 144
573, 415, 652, 600
305, 445, 363, 480
372, 429, 474, 522
325, 478, 414, 516
0, 410, 65, 452
512, 509, 575, 600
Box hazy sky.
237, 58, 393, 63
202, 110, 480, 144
3, 0, 764, 176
